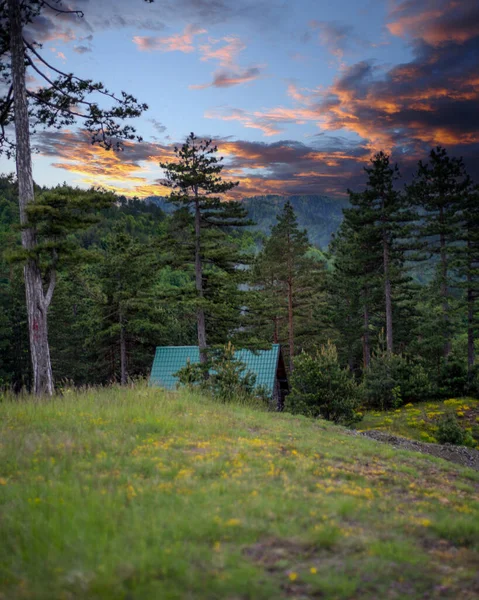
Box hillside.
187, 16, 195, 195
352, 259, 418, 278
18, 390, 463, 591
147, 195, 348, 249
1, 386, 478, 599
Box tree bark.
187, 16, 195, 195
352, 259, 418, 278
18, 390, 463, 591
194, 189, 207, 365
439, 206, 451, 358
9, 0, 54, 395
383, 232, 393, 354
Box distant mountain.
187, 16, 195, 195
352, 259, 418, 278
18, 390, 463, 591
146, 195, 348, 249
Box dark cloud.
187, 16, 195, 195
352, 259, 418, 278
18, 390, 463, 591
34, 129, 372, 199
192, 66, 263, 89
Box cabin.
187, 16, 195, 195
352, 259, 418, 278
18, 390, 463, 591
150, 344, 289, 410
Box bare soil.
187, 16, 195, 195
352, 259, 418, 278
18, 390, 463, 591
357, 430, 479, 471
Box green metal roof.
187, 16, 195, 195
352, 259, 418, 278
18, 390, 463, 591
150, 345, 281, 397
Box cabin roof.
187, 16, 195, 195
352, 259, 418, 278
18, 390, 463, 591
150, 344, 283, 397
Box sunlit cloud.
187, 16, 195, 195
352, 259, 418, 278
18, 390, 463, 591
387, 0, 479, 46
199, 36, 246, 66
133, 24, 207, 53
192, 34, 264, 89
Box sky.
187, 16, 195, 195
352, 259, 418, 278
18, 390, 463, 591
1, 0, 479, 199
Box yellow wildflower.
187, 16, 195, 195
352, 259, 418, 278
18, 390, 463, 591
225, 518, 241, 527
288, 572, 298, 581
310, 567, 317, 574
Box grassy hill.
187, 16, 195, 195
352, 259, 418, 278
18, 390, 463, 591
1, 386, 478, 599
147, 195, 348, 249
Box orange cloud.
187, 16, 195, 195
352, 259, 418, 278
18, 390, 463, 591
199, 36, 246, 66
133, 24, 206, 53
387, 1, 479, 46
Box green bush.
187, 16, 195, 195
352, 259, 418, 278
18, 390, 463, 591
362, 349, 432, 410
285, 342, 361, 425
436, 356, 469, 398
436, 412, 475, 447
175, 343, 263, 405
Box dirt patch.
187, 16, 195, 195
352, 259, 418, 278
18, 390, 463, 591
358, 430, 479, 471
243, 538, 313, 570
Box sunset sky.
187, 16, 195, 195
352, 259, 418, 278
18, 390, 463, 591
1, 0, 478, 199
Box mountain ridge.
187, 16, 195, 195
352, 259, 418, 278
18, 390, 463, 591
147, 194, 348, 248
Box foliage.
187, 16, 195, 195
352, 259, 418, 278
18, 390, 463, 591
362, 344, 433, 410
357, 397, 479, 448
0, 0, 153, 156
159, 134, 252, 358
176, 342, 263, 405
285, 342, 361, 425
249, 201, 326, 366
436, 412, 475, 447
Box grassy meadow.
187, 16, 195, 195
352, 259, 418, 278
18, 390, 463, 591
1, 385, 479, 599
357, 398, 479, 447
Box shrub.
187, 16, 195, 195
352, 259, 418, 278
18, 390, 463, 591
175, 343, 263, 405
436, 356, 469, 398
362, 349, 432, 410
436, 412, 475, 447
285, 342, 361, 425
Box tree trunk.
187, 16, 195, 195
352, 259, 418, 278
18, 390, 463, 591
362, 294, 370, 369
383, 232, 393, 354
439, 207, 451, 358
9, 0, 54, 395
119, 309, 127, 385
194, 190, 207, 365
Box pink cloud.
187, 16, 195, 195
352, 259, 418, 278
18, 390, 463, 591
133, 24, 206, 53
199, 36, 246, 66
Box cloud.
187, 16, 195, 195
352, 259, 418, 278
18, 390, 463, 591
149, 119, 167, 135
387, 0, 479, 46
34, 129, 372, 200
206, 0, 479, 177
191, 66, 263, 89
191, 35, 264, 89
310, 20, 356, 60
133, 24, 207, 53
199, 36, 246, 66
35, 130, 175, 197
205, 103, 322, 135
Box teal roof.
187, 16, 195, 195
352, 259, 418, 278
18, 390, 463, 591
150, 345, 281, 397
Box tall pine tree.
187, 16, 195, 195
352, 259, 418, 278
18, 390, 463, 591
407, 147, 470, 359
159, 133, 251, 364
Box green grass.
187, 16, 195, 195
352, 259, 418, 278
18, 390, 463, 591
1, 386, 478, 599
357, 397, 479, 446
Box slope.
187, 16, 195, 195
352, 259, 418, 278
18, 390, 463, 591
147, 194, 348, 249
0, 386, 478, 599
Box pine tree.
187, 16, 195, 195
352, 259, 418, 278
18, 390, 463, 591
0, 0, 153, 394
251, 201, 325, 370
406, 147, 470, 359
360, 152, 409, 354
159, 133, 251, 364
331, 194, 383, 369
454, 184, 479, 373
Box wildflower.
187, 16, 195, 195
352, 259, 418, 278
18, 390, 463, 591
420, 519, 431, 527
0, 478, 7, 485
288, 572, 298, 581
225, 518, 241, 527
310, 567, 317, 574
213, 542, 221, 552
